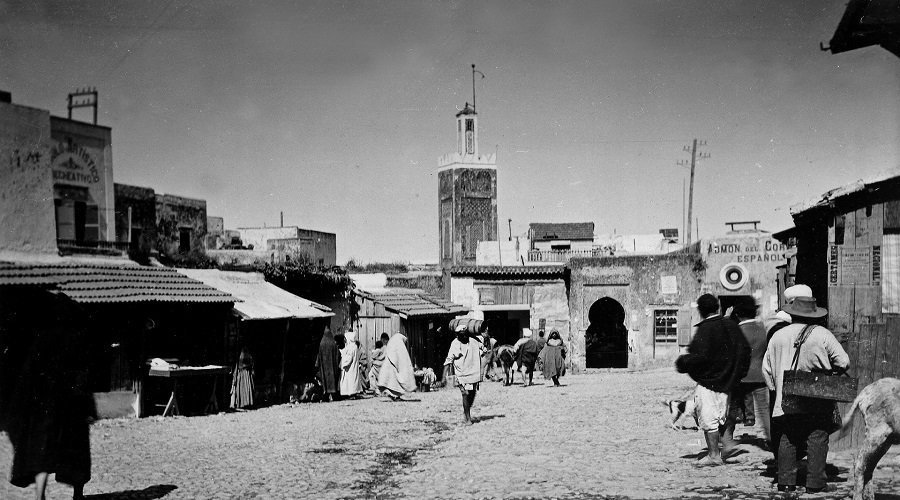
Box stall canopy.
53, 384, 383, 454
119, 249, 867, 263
0, 261, 237, 303
178, 269, 333, 320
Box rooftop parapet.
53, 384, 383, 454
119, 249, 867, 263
438, 151, 496, 169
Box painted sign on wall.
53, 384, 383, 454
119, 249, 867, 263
829, 246, 881, 286
50, 140, 101, 184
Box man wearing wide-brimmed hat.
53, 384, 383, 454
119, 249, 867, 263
765, 284, 813, 343
763, 295, 849, 494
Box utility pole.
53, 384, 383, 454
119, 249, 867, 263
67, 87, 99, 124
676, 139, 709, 246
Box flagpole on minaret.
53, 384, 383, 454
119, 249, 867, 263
472, 64, 485, 112
472, 64, 477, 112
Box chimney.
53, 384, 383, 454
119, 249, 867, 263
0, 91, 11, 104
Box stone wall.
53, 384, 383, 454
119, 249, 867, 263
569, 253, 703, 371
530, 281, 569, 340
0, 100, 57, 256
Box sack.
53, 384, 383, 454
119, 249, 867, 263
782, 369, 858, 402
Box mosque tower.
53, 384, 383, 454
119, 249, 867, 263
437, 94, 498, 271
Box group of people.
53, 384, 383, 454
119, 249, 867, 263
676, 286, 849, 494
508, 328, 568, 387
442, 323, 569, 424
314, 327, 417, 402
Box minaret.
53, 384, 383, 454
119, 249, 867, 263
438, 101, 498, 272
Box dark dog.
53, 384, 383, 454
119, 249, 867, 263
494, 345, 516, 386
839, 377, 900, 500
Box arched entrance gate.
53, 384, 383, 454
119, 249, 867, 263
585, 296, 628, 368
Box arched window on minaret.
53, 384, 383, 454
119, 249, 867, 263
456, 103, 477, 157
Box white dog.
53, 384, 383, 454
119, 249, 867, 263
664, 387, 698, 430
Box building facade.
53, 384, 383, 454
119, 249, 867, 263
0, 93, 58, 257
568, 253, 703, 371
438, 104, 498, 271
699, 226, 789, 320
450, 266, 569, 348
234, 226, 337, 267
528, 222, 595, 262
50, 116, 116, 250
156, 194, 208, 257
114, 183, 157, 257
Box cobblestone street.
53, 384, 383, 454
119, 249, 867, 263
2, 370, 899, 500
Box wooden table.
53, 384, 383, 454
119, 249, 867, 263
149, 366, 230, 417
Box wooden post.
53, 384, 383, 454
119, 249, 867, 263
279, 319, 290, 401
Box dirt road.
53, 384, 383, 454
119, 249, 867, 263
1, 369, 897, 499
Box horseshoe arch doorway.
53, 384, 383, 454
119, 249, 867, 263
585, 296, 628, 368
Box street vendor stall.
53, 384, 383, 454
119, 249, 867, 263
178, 269, 334, 406
148, 359, 230, 416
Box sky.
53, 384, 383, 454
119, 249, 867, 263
2, 1, 898, 264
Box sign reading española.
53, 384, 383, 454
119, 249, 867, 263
708, 239, 788, 263
50, 141, 100, 184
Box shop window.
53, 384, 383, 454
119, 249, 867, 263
653, 309, 678, 343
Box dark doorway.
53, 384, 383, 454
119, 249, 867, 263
718, 295, 753, 320
585, 297, 628, 368
483, 310, 529, 347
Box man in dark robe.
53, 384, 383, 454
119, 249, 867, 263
315, 326, 341, 402
676, 294, 750, 467
6, 292, 95, 500
515, 330, 540, 387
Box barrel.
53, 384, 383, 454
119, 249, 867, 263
448, 317, 484, 334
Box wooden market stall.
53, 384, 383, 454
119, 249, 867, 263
351, 280, 467, 379
178, 269, 334, 406
775, 170, 900, 450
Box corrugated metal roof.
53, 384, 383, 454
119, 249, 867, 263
529, 222, 594, 241
451, 265, 566, 277
178, 269, 333, 320
0, 262, 236, 304
355, 288, 467, 317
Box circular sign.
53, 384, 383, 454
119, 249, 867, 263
719, 263, 748, 291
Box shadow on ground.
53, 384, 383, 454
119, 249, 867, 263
86, 484, 177, 500
474, 414, 504, 423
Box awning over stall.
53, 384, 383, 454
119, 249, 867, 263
0, 261, 237, 303
178, 269, 333, 320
